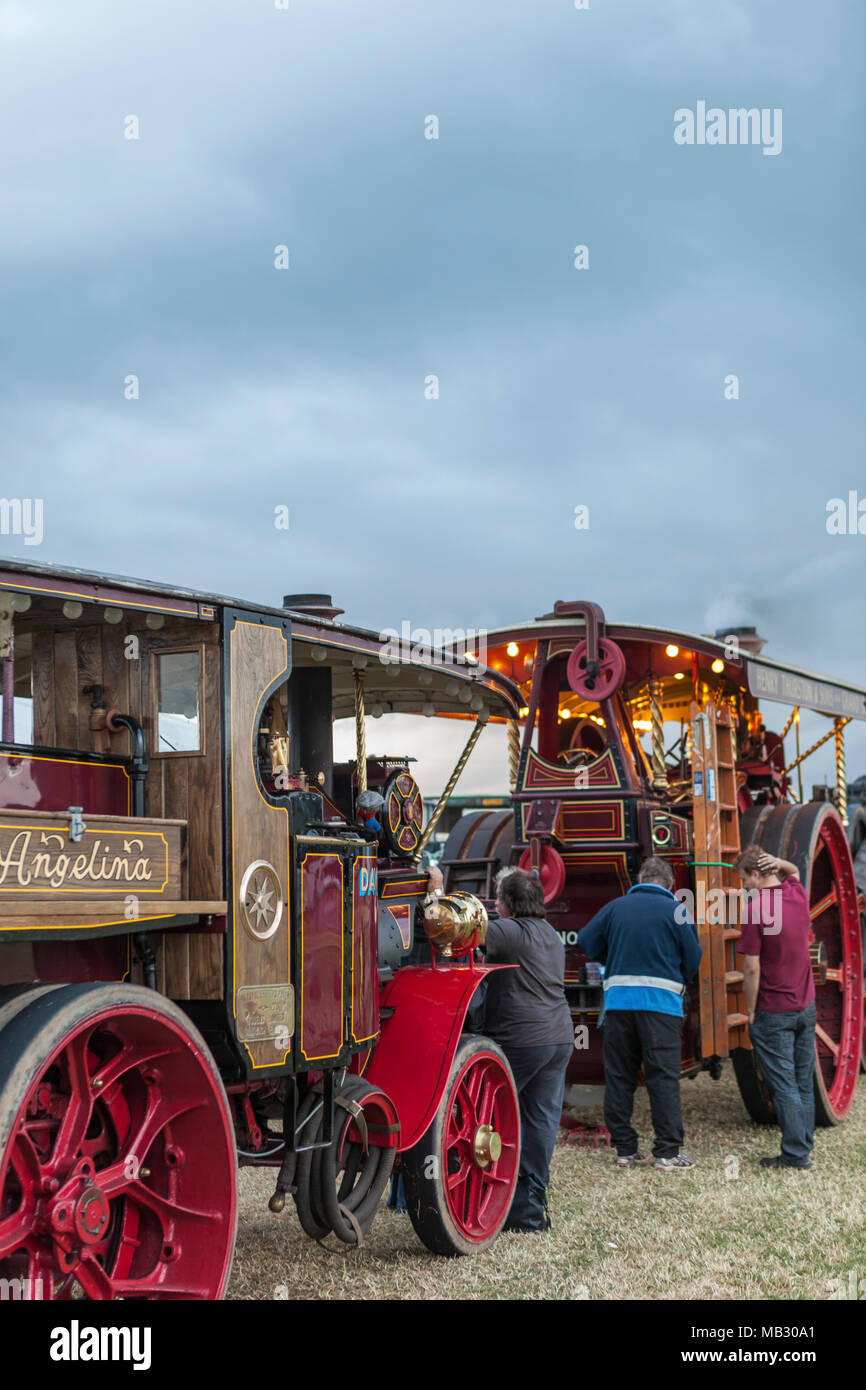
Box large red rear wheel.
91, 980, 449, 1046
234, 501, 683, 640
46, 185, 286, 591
846, 806, 866, 1071
0, 983, 237, 1299
402, 1036, 520, 1256
733, 804, 863, 1126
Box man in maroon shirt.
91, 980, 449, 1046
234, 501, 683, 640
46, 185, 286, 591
735, 844, 816, 1169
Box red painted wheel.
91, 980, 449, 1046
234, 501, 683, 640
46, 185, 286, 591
402, 1036, 520, 1256
519, 845, 567, 904
846, 807, 866, 1072
733, 804, 863, 1126
0, 983, 237, 1299
567, 639, 625, 701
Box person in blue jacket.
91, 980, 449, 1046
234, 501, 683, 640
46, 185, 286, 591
578, 856, 702, 1170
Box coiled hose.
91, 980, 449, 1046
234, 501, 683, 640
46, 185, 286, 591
288, 1076, 397, 1245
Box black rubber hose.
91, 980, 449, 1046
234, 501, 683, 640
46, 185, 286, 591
322, 1142, 392, 1242
292, 1088, 332, 1240
315, 1080, 395, 1244
292, 1076, 395, 1245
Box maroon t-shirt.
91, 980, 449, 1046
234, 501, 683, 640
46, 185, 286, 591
738, 879, 816, 1012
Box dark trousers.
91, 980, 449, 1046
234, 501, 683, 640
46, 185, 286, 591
502, 1043, 572, 1188
749, 1001, 816, 1167
602, 1010, 684, 1158
500, 1042, 571, 1231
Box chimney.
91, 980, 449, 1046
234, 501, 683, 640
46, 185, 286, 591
713, 625, 766, 656
282, 594, 345, 621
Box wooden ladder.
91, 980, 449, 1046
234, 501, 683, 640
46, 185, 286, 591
690, 702, 748, 1059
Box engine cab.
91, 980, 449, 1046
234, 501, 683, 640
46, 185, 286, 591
0, 564, 521, 1081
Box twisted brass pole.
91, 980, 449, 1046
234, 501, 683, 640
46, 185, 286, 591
783, 718, 849, 776
649, 678, 668, 791
414, 716, 486, 862
353, 669, 367, 795
835, 717, 848, 827
507, 718, 521, 792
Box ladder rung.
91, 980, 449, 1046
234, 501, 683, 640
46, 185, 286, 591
723, 928, 742, 941
725, 971, 744, 986
727, 1012, 749, 1028
719, 802, 737, 811
717, 760, 734, 769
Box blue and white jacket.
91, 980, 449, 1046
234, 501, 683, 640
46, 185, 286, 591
577, 883, 702, 1017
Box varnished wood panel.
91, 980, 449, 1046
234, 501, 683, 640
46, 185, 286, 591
101, 623, 131, 755
227, 616, 291, 1069
21, 612, 225, 1001
32, 630, 55, 745
186, 643, 224, 998
53, 631, 79, 748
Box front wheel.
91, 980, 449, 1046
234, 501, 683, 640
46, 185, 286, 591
402, 1036, 520, 1257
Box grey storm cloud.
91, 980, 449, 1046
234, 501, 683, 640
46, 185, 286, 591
1, 0, 864, 784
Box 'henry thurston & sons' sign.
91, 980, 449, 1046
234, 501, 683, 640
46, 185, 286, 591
0, 812, 179, 897
747, 662, 866, 721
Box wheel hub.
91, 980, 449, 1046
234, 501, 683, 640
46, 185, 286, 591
472, 1124, 502, 1168
74, 1186, 111, 1244
810, 939, 828, 986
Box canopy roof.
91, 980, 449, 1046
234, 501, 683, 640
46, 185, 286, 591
480, 614, 866, 722
0, 558, 522, 722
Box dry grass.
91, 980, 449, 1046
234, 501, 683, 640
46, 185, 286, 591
228, 1067, 866, 1300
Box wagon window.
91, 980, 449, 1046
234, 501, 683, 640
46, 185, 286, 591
156, 649, 202, 753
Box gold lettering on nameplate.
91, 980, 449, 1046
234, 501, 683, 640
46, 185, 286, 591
0, 824, 167, 893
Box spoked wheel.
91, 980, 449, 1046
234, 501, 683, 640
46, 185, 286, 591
847, 806, 866, 1072
733, 804, 863, 1126
402, 1036, 520, 1257
0, 983, 237, 1299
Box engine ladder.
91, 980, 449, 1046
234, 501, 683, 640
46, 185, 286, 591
690, 701, 749, 1059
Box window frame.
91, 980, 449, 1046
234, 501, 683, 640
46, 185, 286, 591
150, 643, 207, 759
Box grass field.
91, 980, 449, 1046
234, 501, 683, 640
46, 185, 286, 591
228, 1067, 866, 1301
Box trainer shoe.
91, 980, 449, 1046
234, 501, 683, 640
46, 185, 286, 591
654, 1152, 696, 1169
615, 1149, 652, 1167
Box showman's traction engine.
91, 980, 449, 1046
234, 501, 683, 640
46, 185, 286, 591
0, 561, 525, 1298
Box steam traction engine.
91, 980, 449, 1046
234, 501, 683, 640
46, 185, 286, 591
0, 561, 525, 1299
442, 601, 865, 1127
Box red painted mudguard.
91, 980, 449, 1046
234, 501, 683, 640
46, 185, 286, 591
365, 963, 514, 1152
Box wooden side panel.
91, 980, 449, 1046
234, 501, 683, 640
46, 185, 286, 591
227, 616, 292, 1071
23, 613, 224, 1002
32, 630, 55, 745
101, 623, 131, 751
187, 643, 224, 998
53, 631, 79, 748
161, 757, 189, 996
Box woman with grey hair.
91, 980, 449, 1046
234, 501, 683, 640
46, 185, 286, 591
482, 867, 573, 1233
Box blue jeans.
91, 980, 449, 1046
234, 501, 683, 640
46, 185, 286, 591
749, 1001, 816, 1167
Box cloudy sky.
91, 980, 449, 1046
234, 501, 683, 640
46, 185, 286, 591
1, 0, 864, 790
